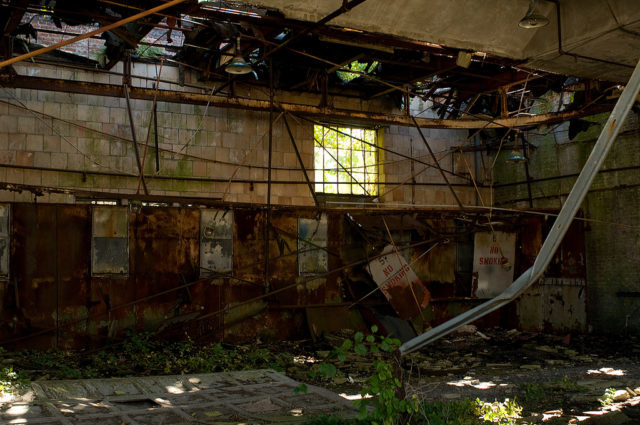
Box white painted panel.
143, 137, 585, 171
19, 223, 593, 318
472, 231, 516, 298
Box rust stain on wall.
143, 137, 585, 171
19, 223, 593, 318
0, 205, 590, 349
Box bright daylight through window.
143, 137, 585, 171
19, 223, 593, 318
313, 124, 379, 196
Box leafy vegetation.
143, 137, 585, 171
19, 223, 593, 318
598, 387, 617, 407
475, 398, 522, 424
0, 348, 27, 397
304, 398, 524, 425
6, 332, 291, 382
336, 60, 379, 83
415, 398, 481, 425
135, 45, 164, 59
307, 326, 417, 424
519, 382, 546, 405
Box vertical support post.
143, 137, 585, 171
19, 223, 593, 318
264, 57, 274, 292
410, 116, 464, 209
154, 101, 160, 172
283, 113, 319, 207
521, 133, 534, 208
123, 53, 148, 195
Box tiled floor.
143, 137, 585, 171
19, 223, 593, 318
1, 369, 356, 424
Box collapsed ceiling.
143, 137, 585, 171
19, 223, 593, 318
0, 0, 637, 125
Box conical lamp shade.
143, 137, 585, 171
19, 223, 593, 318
506, 148, 527, 163
519, 13, 549, 29
225, 36, 252, 74
518, 0, 549, 29
225, 55, 252, 74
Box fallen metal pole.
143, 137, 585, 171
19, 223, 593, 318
400, 58, 640, 356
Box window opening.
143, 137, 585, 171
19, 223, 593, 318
200, 209, 234, 277
314, 124, 378, 195
91, 207, 129, 276
298, 214, 328, 276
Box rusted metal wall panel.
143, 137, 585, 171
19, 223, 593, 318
517, 278, 587, 333
0, 205, 9, 279
233, 209, 265, 284
56, 205, 92, 349
11, 204, 58, 348
412, 243, 456, 284
516, 219, 587, 333
0, 204, 590, 349
268, 212, 299, 306
132, 207, 200, 331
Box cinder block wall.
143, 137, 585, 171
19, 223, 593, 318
0, 61, 481, 207
494, 111, 640, 334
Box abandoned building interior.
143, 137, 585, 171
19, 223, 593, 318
0, 0, 639, 423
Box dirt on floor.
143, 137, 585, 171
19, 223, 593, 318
3, 326, 640, 424
286, 326, 640, 424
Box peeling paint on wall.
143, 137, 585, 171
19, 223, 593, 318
200, 209, 234, 275
298, 214, 328, 275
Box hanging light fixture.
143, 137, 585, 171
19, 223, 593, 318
518, 0, 549, 29
506, 130, 527, 163
225, 36, 253, 75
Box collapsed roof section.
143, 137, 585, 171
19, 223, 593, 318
0, 0, 625, 126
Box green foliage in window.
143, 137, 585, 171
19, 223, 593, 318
337, 60, 379, 83
314, 124, 378, 196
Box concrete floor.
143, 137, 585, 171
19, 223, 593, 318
1, 369, 356, 424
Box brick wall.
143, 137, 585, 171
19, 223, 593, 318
23, 14, 184, 59
0, 61, 480, 207
494, 111, 640, 334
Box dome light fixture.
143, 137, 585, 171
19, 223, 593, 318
519, 0, 549, 29
225, 36, 252, 75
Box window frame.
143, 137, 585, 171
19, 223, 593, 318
313, 124, 380, 196
91, 206, 130, 277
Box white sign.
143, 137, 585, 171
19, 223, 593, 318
366, 245, 430, 319
472, 231, 516, 298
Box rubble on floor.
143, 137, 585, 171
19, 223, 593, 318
2, 327, 640, 424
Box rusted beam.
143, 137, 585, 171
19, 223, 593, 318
122, 55, 148, 195
282, 113, 319, 207
265, 57, 274, 291
367, 66, 456, 99
410, 116, 464, 209
0, 74, 612, 129
0, 0, 187, 70
0, 181, 222, 204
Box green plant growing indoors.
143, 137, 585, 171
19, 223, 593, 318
309, 326, 418, 425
